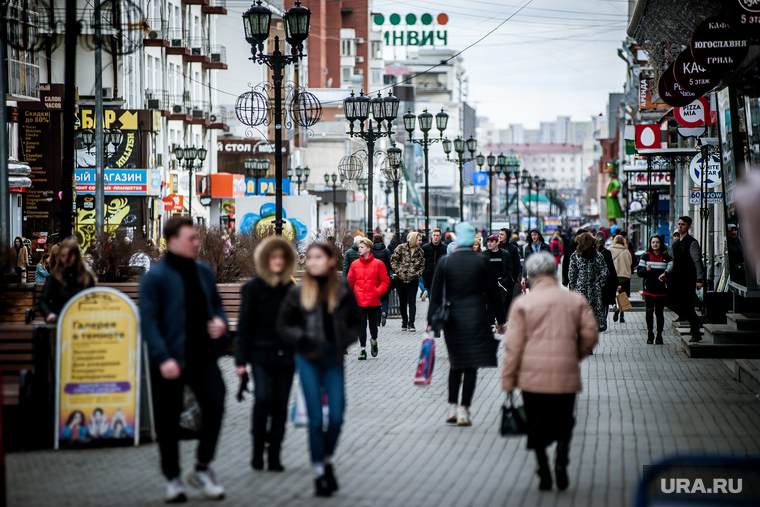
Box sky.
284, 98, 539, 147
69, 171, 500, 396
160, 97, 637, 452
373, 0, 631, 129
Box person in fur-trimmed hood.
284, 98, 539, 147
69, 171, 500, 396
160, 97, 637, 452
236, 236, 297, 473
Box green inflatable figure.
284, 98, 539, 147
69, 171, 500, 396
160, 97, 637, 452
606, 161, 624, 220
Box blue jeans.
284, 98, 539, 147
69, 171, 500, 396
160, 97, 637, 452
294, 343, 345, 465
418, 278, 426, 295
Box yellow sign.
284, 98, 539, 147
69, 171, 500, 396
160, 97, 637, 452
56, 288, 141, 448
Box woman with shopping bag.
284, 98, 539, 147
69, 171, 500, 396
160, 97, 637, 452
277, 243, 363, 497
235, 237, 296, 472
610, 235, 633, 324
502, 252, 598, 492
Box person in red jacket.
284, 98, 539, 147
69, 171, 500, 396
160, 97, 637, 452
348, 238, 390, 360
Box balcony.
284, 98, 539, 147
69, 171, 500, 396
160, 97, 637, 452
185, 38, 210, 64
145, 90, 169, 112
144, 18, 169, 47
203, 46, 227, 70
187, 101, 211, 126
209, 106, 229, 130
202, 0, 227, 15
166, 29, 190, 56
166, 93, 192, 122
182, 0, 209, 5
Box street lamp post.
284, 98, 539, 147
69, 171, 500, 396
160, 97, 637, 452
288, 165, 309, 195
357, 177, 369, 230
324, 172, 344, 228
443, 135, 477, 222
82, 127, 123, 232
175, 145, 208, 220
243, 0, 311, 235
403, 108, 448, 237
498, 153, 520, 231
343, 90, 399, 235
536, 177, 546, 226
476, 152, 493, 234
382, 145, 403, 240
245, 158, 269, 195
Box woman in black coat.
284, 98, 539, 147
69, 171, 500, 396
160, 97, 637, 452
235, 237, 296, 472
370, 233, 393, 326
427, 222, 506, 427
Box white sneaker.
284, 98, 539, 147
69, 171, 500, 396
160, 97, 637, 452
164, 477, 187, 503
445, 404, 458, 424
187, 469, 225, 500
457, 406, 472, 427
421, 290, 428, 301
409, 327, 416, 332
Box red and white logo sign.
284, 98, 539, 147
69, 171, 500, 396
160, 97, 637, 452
635, 124, 660, 149
675, 97, 712, 128
162, 194, 184, 211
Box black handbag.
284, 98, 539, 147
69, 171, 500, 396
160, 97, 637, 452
500, 391, 528, 437
428, 257, 450, 332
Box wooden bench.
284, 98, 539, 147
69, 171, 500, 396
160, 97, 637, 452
0, 324, 35, 406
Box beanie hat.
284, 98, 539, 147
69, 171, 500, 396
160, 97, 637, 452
454, 222, 476, 247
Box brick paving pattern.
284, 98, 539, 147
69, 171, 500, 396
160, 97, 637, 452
8, 301, 760, 507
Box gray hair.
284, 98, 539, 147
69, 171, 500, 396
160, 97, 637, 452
526, 252, 556, 279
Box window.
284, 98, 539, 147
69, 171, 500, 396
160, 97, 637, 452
370, 41, 382, 59
552, 157, 556, 162
372, 69, 382, 85
341, 67, 352, 83
561, 168, 565, 173
561, 157, 565, 162
542, 157, 546, 163
340, 39, 355, 57
570, 156, 575, 162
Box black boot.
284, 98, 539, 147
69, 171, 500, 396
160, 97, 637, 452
555, 440, 570, 491
315, 475, 332, 497
647, 331, 654, 344
251, 443, 264, 471
324, 464, 339, 493
268, 444, 284, 472
619, 313, 625, 323
655, 333, 663, 344
535, 448, 552, 491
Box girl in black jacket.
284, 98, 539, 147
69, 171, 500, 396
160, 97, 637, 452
235, 237, 296, 472
276, 243, 362, 497
39, 237, 96, 322
637, 236, 673, 344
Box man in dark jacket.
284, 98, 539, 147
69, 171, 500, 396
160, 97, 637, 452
371, 233, 393, 325
420, 227, 447, 301
482, 234, 514, 318
139, 217, 229, 502
661, 216, 705, 341
562, 227, 587, 286
498, 228, 522, 316
522, 228, 551, 279
342, 236, 361, 275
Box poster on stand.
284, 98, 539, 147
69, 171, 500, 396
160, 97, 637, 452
55, 288, 141, 448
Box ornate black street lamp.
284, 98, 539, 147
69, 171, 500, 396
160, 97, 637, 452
382, 145, 403, 240
243, 0, 311, 235
82, 127, 122, 168
288, 165, 309, 195
357, 176, 369, 229
443, 135, 477, 222
476, 151, 494, 234
403, 108, 448, 237
245, 158, 269, 195
535, 177, 546, 225
343, 89, 399, 234
324, 172, 345, 228
497, 152, 520, 231
175, 145, 208, 220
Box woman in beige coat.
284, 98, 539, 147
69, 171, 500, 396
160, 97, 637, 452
502, 252, 598, 492
609, 235, 633, 323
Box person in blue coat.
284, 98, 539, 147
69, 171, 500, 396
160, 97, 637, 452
139, 217, 229, 503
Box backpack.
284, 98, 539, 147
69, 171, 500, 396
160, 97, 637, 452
551, 241, 560, 257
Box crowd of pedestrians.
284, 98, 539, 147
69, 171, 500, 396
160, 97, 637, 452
30, 213, 716, 501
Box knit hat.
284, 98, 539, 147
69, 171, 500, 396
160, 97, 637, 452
353, 235, 363, 244
454, 222, 476, 246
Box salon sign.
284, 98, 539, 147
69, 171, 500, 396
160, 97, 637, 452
55, 288, 141, 448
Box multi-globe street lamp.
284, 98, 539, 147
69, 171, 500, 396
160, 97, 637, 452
343, 90, 400, 234
324, 172, 344, 228
476, 152, 495, 234
245, 158, 270, 195
82, 127, 123, 168
287, 165, 310, 195
381, 145, 404, 240
497, 153, 520, 231
357, 176, 369, 229
242, 0, 311, 235
402, 108, 448, 237
443, 135, 477, 222
175, 145, 208, 220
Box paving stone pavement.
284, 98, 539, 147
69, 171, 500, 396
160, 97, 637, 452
7, 300, 760, 507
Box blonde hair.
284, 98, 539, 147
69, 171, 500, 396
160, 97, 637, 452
357, 237, 373, 250
407, 231, 420, 249
613, 235, 626, 246
299, 243, 340, 313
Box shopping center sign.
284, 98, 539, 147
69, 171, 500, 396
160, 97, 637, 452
375, 12, 450, 46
